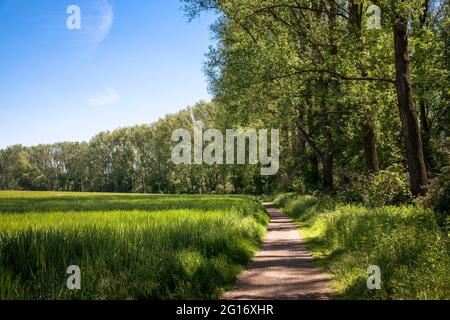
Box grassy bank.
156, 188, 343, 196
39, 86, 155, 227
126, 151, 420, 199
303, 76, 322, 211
274, 194, 450, 300
0, 192, 268, 300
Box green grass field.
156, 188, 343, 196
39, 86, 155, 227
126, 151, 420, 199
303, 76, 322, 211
0, 191, 268, 300
274, 194, 450, 300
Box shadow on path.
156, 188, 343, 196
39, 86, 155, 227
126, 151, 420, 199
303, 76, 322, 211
222, 203, 334, 300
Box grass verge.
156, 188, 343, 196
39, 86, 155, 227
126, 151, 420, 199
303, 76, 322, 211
274, 194, 450, 300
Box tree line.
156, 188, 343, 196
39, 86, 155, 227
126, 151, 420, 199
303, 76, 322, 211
0, 103, 282, 194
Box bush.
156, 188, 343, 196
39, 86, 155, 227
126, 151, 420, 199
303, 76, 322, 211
273, 193, 297, 208
338, 165, 413, 207
336, 171, 367, 204
419, 166, 450, 228
364, 165, 413, 207
291, 177, 306, 194
284, 195, 335, 222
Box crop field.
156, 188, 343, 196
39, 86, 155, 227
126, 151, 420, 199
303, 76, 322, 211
0, 192, 268, 300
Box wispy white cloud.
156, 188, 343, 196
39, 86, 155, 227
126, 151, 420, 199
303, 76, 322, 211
79, 0, 113, 45
91, 0, 114, 43
87, 88, 120, 107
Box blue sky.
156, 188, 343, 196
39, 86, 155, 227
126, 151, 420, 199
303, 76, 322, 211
0, 0, 216, 148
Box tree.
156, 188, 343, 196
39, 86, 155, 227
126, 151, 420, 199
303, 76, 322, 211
184, 0, 437, 196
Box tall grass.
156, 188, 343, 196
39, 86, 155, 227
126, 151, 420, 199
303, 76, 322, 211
274, 194, 450, 300
0, 192, 268, 300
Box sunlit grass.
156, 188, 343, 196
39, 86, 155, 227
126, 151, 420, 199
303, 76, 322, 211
274, 194, 450, 300
0, 192, 268, 300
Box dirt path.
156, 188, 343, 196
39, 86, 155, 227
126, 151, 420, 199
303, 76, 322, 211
222, 203, 334, 300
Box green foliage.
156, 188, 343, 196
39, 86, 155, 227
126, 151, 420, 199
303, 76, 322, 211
419, 166, 450, 227
1, 0, 448, 198
273, 193, 298, 208
278, 194, 450, 300
339, 165, 413, 207
0, 192, 268, 300
0, 0, 448, 302
180, 0, 449, 198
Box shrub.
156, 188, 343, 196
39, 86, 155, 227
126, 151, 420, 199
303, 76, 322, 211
284, 195, 336, 222
363, 165, 413, 207
273, 193, 297, 208
336, 171, 367, 204
291, 177, 306, 194
419, 166, 450, 227
338, 165, 413, 207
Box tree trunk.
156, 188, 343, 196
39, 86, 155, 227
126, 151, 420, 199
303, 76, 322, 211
297, 135, 308, 171
362, 119, 380, 173
318, 79, 334, 193
393, 19, 428, 196
419, 100, 432, 172
418, 1, 432, 173
310, 155, 320, 183
322, 153, 334, 193
348, 1, 380, 174
294, 113, 308, 171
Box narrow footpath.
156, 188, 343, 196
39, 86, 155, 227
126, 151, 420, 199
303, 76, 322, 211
222, 203, 334, 300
